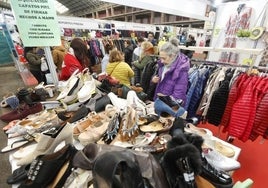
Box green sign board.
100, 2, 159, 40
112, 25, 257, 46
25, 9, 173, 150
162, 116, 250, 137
10, 0, 61, 47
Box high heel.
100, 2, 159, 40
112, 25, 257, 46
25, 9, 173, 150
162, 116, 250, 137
16, 123, 73, 166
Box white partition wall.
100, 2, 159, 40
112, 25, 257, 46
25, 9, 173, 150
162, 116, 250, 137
209, 0, 268, 65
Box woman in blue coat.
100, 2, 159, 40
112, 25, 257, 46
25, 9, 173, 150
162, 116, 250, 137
152, 37, 190, 119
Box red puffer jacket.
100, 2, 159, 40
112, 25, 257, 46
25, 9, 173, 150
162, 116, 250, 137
220, 73, 248, 129
249, 77, 268, 141
227, 76, 261, 142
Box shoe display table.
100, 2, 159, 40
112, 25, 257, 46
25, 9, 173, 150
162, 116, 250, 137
206, 135, 241, 161
184, 124, 241, 160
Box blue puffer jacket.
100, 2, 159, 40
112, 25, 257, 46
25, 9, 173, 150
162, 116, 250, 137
154, 52, 190, 104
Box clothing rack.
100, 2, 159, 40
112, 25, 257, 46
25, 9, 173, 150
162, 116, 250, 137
178, 46, 263, 55
191, 59, 268, 72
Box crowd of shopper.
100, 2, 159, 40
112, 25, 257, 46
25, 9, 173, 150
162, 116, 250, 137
22, 32, 192, 118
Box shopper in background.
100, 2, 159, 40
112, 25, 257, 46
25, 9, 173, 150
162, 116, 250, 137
147, 32, 159, 56
132, 37, 145, 62
152, 37, 190, 118
36, 47, 45, 56
181, 34, 196, 59
51, 44, 67, 73
132, 41, 155, 86
147, 32, 157, 46
106, 49, 134, 87
204, 38, 211, 59
124, 39, 134, 66
101, 43, 115, 73
24, 47, 47, 84
60, 38, 90, 80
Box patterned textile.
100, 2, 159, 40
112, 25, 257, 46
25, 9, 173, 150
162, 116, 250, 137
219, 5, 252, 64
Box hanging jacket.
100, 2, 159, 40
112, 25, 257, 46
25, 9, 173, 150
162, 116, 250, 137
206, 68, 234, 126
249, 77, 268, 141
220, 73, 246, 129
185, 66, 211, 118
227, 76, 260, 141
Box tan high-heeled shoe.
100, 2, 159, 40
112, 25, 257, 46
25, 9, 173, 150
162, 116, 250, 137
16, 122, 73, 166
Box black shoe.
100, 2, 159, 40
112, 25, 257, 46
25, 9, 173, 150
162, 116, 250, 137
17, 88, 33, 105
18, 144, 77, 188
95, 95, 111, 113
158, 95, 179, 108
200, 157, 233, 188
68, 105, 90, 123
97, 79, 112, 93
6, 164, 30, 184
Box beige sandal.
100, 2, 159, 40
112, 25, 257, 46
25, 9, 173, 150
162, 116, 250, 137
139, 117, 173, 133
72, 112, 98, 138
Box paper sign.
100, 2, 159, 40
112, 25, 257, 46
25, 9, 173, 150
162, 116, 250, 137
10, 0, 61, 47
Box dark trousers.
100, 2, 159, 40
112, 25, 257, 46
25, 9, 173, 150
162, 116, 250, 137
30, 69, 47, 84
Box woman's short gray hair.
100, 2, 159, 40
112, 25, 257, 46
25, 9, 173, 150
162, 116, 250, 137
159, 37, 180, 56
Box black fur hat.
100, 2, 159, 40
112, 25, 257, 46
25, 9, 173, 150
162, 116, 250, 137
160, 132, 204, 188
160, 143, 202, 188
184, 132, 204, 153
167, 131, 204, 152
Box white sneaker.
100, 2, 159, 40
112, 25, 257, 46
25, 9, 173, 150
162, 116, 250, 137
203, 148, 241, 172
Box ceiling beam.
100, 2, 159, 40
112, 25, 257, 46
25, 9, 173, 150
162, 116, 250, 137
100, 0, 209, 21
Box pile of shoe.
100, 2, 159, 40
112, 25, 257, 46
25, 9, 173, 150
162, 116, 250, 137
0, 81, 59, 123
6, 123, 78, 187
3, 114, 238, 188
0, 69, 244, 187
